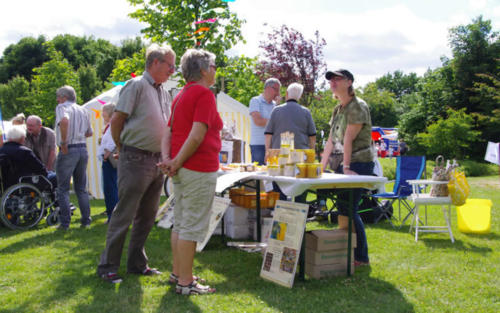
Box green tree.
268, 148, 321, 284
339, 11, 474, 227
416, 109, 480, 160
128, 0, 245, 64
0, 36, 48, 83
358, 83, 398, 127
448, 16, 500, 114
309, 90, 338, 154
119, 37, 146, 59
374, 70, 420, 100
30, 45, 80, 127
51, 34, 121, 82
216, 56, 262, 106
78, 65, 102, 103
108, 49, 146, 83
0, 76, 32, 119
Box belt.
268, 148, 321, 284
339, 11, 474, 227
122, 145, 161, 157
68, 143, 86, 148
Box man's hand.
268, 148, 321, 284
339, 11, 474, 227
60, 143, 68, 155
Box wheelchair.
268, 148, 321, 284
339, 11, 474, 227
0, 174, 61, 230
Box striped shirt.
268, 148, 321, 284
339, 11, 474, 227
55, 101, 92, 146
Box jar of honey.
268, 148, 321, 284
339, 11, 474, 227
304, 149, 315, 163
306, 162, 322, 178
296, 163, 307, 178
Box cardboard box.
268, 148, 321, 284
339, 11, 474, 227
305, 248, 354, 265
305, 262, 354, 279
232, 139, 245, 163
224, 221, 251, 239
219, 140, 233, 164
224, 204, 251, 225
305, 229, 356, 251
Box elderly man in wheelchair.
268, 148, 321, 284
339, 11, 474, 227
0, 125, 59, 230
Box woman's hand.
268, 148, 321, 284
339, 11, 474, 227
157, 158, 180, 177
343, 168, 358, 176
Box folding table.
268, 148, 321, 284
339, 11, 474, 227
216, 172, 387, 279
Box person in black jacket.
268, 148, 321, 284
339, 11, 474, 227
0, 125, 57, 190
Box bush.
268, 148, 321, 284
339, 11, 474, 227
458, 160, 498, 177
376, 157, 497, 180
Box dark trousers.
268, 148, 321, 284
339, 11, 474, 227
97, 147, 164, 275
102, 160, 118, 221
337, 162, 374, 263
250, 144, 265, 165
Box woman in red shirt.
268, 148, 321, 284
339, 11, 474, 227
159, 49, 222, 295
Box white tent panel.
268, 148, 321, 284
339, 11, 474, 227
83, 85, 123, 199
217, 92, 251, 162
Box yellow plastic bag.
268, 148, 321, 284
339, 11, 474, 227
447, 169, 470, 206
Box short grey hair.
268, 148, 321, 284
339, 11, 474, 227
6, 125, 26, 142
102, 103, 116, 116
264, 78, 281, 89
287, 83, 304, 100
145, 43, 176, 69
180, 49, 216, 82
56, 85, 76, 102
27, 115, 42, 125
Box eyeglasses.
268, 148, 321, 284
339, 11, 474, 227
160, 59, 176, 71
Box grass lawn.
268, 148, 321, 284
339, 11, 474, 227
0, 176, 498, 313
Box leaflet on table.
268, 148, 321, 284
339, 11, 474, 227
196, 196, 232, 252
260, 200, 308, 288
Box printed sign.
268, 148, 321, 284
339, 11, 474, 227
260, 200, 308, 288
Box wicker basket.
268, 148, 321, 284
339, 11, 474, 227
229, 188, 280, 209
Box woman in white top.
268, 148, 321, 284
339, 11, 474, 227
98, 103, 118, 223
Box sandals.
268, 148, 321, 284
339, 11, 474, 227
168, 273, 206, 285
176, 281, 215, 295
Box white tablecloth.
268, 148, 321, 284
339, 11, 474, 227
216, 172, 387, 197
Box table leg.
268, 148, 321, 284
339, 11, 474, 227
347, 190, 353, 276
299, 228, 305, 281
256, 180, 261, 243
443, 204, 455, 243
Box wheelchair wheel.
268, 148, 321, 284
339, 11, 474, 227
163, 176, 173, 197
46, 208, 60, 226
0, 183, 46, 230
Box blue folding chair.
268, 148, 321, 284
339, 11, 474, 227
371, 156, 426, 226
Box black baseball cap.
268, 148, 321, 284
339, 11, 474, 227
325, 69, 354, 82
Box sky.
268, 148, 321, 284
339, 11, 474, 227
1, 0, 499, 87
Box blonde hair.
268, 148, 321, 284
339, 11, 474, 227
11, 113, 26, 125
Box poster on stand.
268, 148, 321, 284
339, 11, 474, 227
196, 197, 232, 252
260, 200, 308, 288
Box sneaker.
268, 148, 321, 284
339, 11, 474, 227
80, 223, 91, 229
176, 281, 215, 295
100, 272, 123, 284
57, 225, 69, 231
